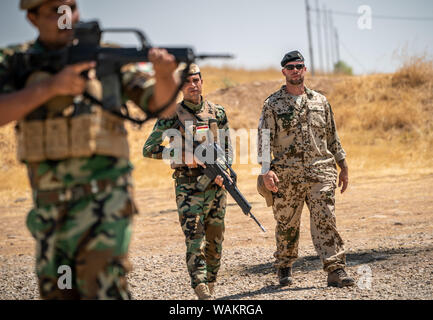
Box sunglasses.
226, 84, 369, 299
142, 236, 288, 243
284, 64, 305, 70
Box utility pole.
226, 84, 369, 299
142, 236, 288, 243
328, 9, 335, 72
305, 0, 315, 76
315, 0, 324, 73
334, 27, 340, 63
322, 4, 330, 73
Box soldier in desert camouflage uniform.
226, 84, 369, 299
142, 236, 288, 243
257, 50, 355, 288
143, 64, 232, 300
0, 0, 178, 299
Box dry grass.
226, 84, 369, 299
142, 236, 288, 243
200, 66, 282, 94
1, 57, 432, 202
328, 56, 433, 171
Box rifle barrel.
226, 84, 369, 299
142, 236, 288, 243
196, 54, 234, 60
249, 212, 267, 233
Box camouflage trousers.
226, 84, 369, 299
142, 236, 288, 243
175, 181, 227, 289
26, 179, 137, 299
272, 180, 346, 272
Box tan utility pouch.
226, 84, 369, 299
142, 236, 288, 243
70, 113, 95, 158
17, 107, 130, 162
16, 120, 45, 162
45, 118, 69, 160
94, 109, 129, 159
17, 118, 70, 162
257, 175, 274, 207
70, 107, 130, 159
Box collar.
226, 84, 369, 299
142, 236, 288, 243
182, 97, 204, 113
304, 86, 314, 99
280, 85, 314, 99
32, 38, 46, 52
279, 85, 314, 110
31, 38, 70, 53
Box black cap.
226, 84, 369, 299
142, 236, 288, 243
281, 50, 305, 67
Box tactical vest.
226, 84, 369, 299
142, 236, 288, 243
15, 70, 129, 163
170, 100, 219, 169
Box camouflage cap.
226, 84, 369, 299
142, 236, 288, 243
175, 63, 201, 77
281, 50, 304, 67
257, 175, 273, 207
20, 0, 47, 10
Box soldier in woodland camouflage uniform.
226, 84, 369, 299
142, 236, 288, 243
143, 64, 232, 300
257, 51, 355, 288
0, 0, 179, 299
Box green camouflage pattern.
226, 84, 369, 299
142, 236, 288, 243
175, 182, 226, 288
142, 99, 232, 165
258, 86, 347, 273
143, 98, 231, 289
0, 39, 154, 299
27, 177, 136, 299
26, 156, 133, 191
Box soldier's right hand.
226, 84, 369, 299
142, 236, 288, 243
263, 170, 279, 193
49, 61, 96, 96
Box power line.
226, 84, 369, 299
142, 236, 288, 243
315, 0, 324, 72
322, 3, 331, 73
310, 8, 433, 21
339, 40, 367, 74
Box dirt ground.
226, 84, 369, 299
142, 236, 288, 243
0, 168, 432, 300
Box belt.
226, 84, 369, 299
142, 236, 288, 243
173, 167, 203, 177
175, 176, 200, 185
35, 176, 129, 206
174, 175, 218, 191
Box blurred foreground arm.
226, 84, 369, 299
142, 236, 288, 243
0, 61, 95, 126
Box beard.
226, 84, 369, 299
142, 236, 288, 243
288, 77, 304, 85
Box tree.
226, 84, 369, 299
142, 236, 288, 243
334, 60, 353, 75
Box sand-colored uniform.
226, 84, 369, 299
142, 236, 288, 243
258, 85, 347, 272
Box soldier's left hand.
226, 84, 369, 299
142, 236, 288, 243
148, 48, 177, 78
147, 48, 179, 118
214, 174, 232, 190
338, 168, 349, 194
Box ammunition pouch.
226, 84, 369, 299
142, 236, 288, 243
16, 106, 129, 162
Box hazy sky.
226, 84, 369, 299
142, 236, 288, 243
0, 0, 432, 74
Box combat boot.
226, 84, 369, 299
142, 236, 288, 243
277, 267, 293, 286
327, 268, 355, 288
208, 282, 215, 297
194, 283, 213, 300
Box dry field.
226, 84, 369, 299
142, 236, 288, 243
0, 58, 432, 299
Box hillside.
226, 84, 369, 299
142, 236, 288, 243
0, 59, 432, 201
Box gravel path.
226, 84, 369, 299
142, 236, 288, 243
1, 173, 432, 300
1, 236, 432, 300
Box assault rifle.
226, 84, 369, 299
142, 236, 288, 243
8, 20, 233, 122
175, 120, 267, 233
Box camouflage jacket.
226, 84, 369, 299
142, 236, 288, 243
258, 85, 346, 183
143, 99, 233, 168
0, 39, 155, 191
